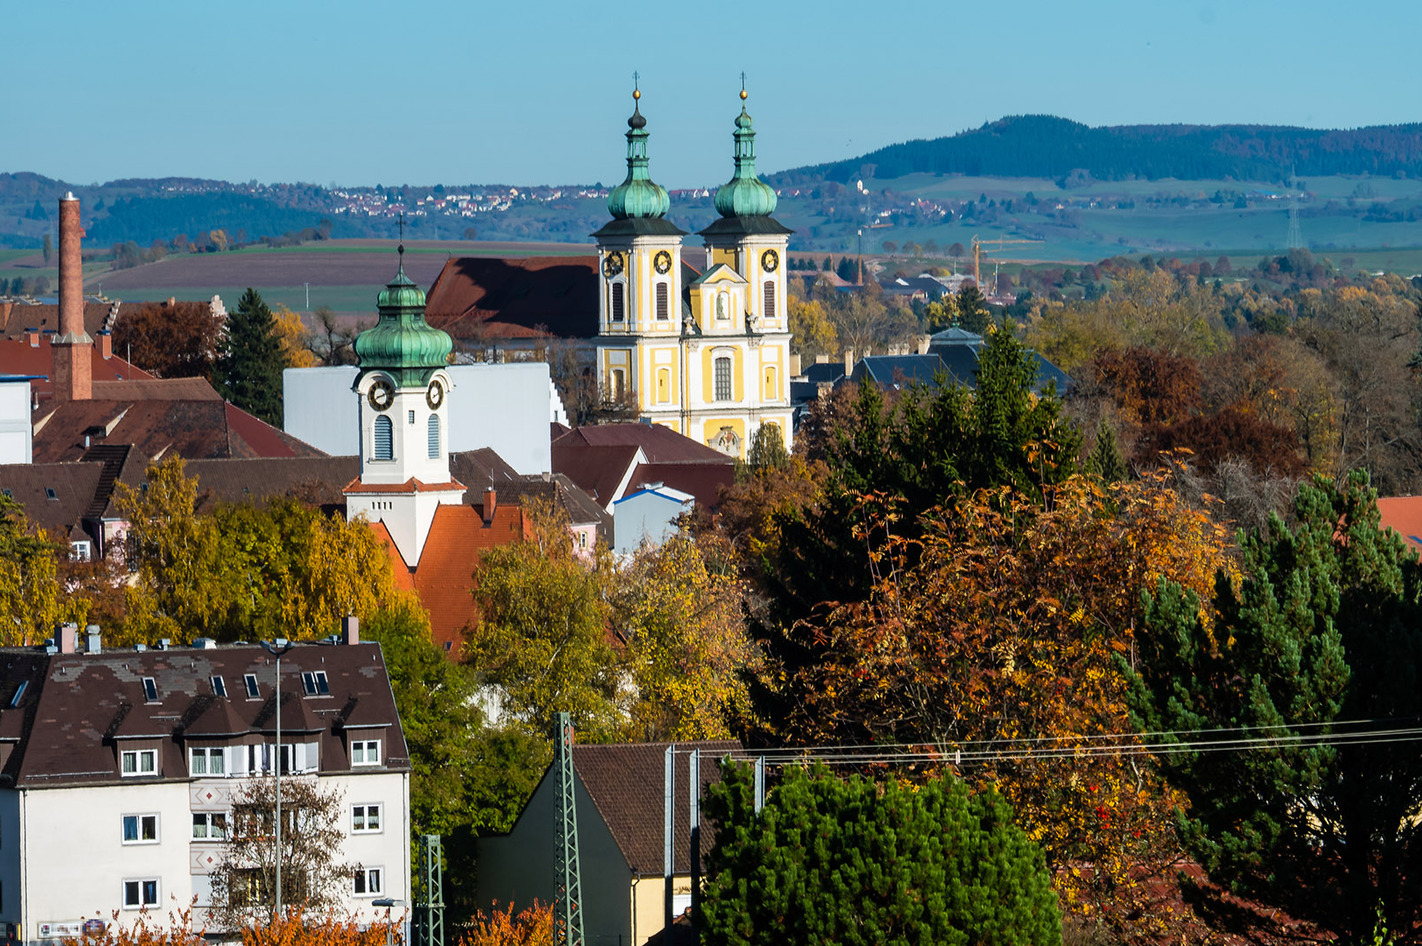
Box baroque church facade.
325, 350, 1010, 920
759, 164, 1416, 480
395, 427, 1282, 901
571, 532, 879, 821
592, 87, 794, 457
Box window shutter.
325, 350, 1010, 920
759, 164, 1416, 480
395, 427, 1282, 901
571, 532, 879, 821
656, 282, 669, 320
427, 413, 440, 459
374, 415, 393, 460
612, 282, 625, 321
764, 280, 775, 320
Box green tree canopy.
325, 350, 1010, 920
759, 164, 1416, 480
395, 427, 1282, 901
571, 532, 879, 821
701, 764, 1061, 946
216, 287, 286, 424
1128, 471, 1422, 942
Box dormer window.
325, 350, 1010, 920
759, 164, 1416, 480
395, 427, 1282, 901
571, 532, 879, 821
302, 671, 330, 696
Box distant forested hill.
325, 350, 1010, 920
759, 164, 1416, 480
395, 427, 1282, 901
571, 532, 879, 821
773, 115, 1422, 185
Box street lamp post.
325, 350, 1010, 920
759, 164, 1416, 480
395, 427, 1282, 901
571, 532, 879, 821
260, 638, 294, 920
373, 899, 406, 946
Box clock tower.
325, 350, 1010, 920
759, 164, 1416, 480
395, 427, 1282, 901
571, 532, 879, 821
344, 246, 464, 567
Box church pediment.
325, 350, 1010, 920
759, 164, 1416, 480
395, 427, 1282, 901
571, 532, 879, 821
690, 263, 747, 287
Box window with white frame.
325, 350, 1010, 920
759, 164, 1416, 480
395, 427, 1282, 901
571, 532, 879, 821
351, 804, 382, 833
189, 746, 225, 776
301, 671, 330, 696
120, 748, 156, 777
121, 813, 158, 844
353, 867, 383, 897
122, 879, 160, 909
192, 812, 228, 841
141, 677, 158, 702
69, 540, 92, 562
350, 739, 380, 766
210, 675, 227, 697
244, 673, 260, 699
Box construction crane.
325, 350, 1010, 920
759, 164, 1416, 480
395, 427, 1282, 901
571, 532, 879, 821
971, 236, 1044, 288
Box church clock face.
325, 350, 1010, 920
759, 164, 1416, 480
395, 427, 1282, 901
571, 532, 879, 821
426, 378, 445, 410
761, 249, 779, 273
602, 252, 624, 278
654, 250, 672, 274
367, 378, 394, 412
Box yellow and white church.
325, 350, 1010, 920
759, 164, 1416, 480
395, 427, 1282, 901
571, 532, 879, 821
592, 87, 794, 457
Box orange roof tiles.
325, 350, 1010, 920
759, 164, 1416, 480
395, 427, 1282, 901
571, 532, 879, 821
1377, 496, 1422, 554
424, 256, 599, 340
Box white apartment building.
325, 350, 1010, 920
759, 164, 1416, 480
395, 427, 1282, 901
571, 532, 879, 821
0, 624, 409, 941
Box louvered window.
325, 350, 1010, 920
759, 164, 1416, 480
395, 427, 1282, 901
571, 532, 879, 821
611, 282, 625, 322
427, 413, 441, 459
374, 415, 393, 460
764, 280, 775, 320
656, 282, 669, 320
714, 356, 733, 402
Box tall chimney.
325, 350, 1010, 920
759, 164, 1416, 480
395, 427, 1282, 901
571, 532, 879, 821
483, 488, 497, 524
53, 193, 92, 402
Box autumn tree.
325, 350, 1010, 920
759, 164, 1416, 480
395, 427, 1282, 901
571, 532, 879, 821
1129, 472, 1422, 943
208, 777, 352, 929
787, 295, 837, 360
113, 300, 224, 378
271, 304, 320, 369
701, 764, 1061, 946
459, 902, 554, 946
0, 495, 84, 645
464, 501, 622, 740
611, 535, 759, 740
216, 288, 286, 425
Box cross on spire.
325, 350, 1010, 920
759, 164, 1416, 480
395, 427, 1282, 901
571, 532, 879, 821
397, 212, 405, 258
633, 70, 639, 91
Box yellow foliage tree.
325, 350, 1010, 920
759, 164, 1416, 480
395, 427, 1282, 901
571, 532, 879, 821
0, 496, 87, 645
272, 304, 320, 368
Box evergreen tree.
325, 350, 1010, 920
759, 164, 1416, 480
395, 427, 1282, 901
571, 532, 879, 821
1127, 471, 1422, 942
1084, 419, 1129, 484
746, 423, 789, 473
957, 283, 991, 334
702, 764, 1061, 946
216, 287, 286, 424
41, 233, 52, 267
836, 255, 859, 283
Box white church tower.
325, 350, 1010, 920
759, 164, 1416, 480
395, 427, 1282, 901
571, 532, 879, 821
344, 245, 464, 567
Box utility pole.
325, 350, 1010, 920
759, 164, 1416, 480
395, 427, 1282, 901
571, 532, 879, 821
554, 714, 585, 946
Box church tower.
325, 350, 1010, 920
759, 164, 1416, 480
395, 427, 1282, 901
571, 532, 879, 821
592, 83, 687, 425
688, 83, 795, 456
344, 245, 463, 568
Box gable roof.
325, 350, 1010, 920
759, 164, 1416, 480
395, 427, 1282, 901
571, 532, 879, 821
552, 423, 731, 464
551, 444, 644, 508
0, 641, 407, 788
0, 339, 154, 403
32, 397, 325, 464
183, 456, 361, 513
850, 354, 948, 389
0, 462, 102, 541
571, 740, 742, 874
424, 256, 599, 340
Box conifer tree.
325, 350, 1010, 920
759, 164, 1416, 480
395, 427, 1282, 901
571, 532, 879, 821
1128, 471, 1422, 942
1084, 419, 1129, 484
701, 764, 1061, 946
216, 287, 286, 425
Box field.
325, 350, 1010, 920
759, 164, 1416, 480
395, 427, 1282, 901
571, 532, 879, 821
86, 239, 594, 315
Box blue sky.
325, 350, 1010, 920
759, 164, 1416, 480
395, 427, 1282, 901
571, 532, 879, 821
9, 0, 1421, 189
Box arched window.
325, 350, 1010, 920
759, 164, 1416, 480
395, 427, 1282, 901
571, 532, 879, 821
611, 282, 625, 322
656, 282, 669, 321
373, 415, 393, 460
714, 356, 733, 401
763, 280, 775, 320
427, 413, 441, 459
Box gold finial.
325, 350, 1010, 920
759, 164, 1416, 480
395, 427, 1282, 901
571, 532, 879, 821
633, 71, 641, 100
740, 71, 748, 100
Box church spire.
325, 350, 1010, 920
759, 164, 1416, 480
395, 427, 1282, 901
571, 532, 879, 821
354, 232, 452, 388
607, 78, 671, 220
713, 80, 778, 219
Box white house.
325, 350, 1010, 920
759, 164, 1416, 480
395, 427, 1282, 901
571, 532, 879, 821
0, 623, 409, 940
612, 483, 694, 555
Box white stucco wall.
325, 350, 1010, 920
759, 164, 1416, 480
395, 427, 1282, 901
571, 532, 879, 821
0, 381, 32, 465
283, 364, 560, 475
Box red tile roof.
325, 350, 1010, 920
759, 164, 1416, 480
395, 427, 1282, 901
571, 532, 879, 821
424, 256, 599, 340
553, 423, 731, 464
342, 478, 467, 495
551, 425, 735, 510
364, 500, 527, 654
1377, 496, 1422, 554
0, 338, 153, 400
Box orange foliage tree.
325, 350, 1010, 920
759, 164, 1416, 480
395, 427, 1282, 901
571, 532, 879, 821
774, 473, 1236, 938
458, 901, 554, 946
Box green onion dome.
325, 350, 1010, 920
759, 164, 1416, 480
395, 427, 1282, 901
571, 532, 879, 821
713, 89, 778, 219
354, 249, 452, 387
607, 89, 672, 220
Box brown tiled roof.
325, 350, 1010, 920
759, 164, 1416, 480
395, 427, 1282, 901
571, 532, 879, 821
183, 456, 360, 514
0, 462, 102, 541
499, 474, 612, 537
31, 398, 325, 464
424, 256, 599, 340
551, 443, 642, 507
90, 378, 220, 401
0, 301, 118, 340
552, 424, 732, 464
1, 641, 408, 788
448, 449, 521, 491
570, 740, 742, 874
628, 463, 734, 511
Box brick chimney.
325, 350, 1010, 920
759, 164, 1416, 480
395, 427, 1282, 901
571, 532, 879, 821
341, 615, 360, 646
55, 623, 78, 654
482, 488, 497, 524
52, 193, 92, 402
96, 330, 112, 360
